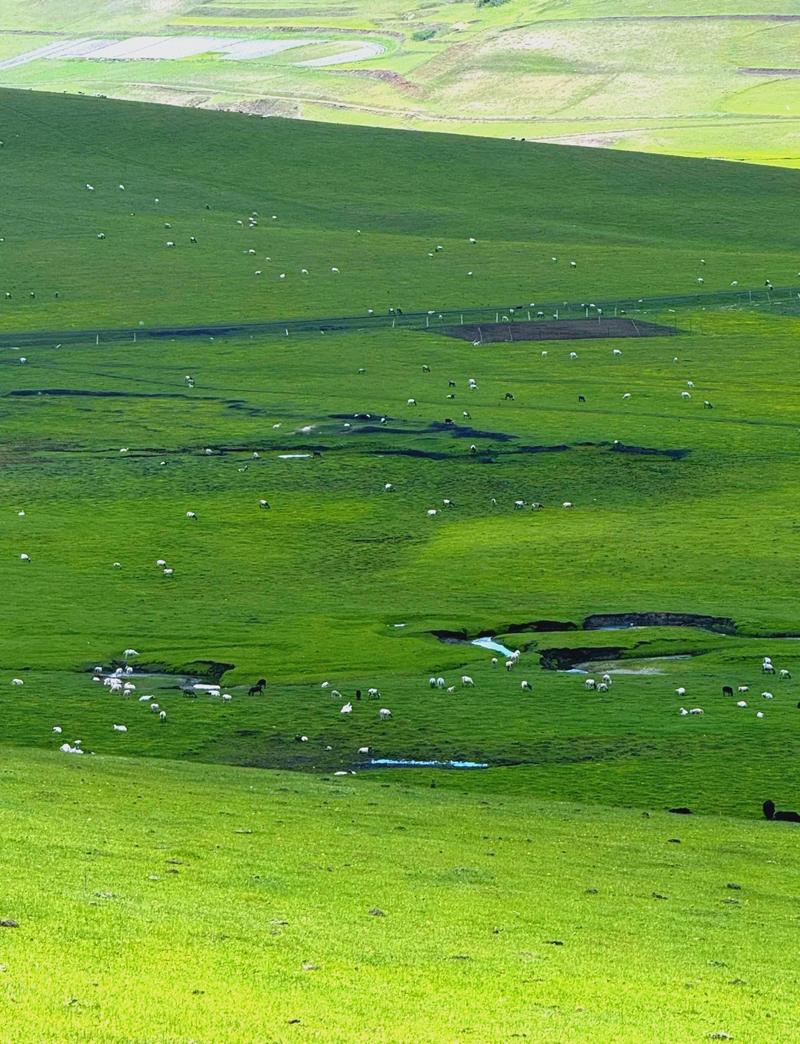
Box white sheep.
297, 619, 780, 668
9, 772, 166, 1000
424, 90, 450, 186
159, 710, 167, 722
112, 724, 127, 733
737, 700, 748, 707
461, 675, 474, 687
675, 687, 687, 697
585, 678, 596, 690
378, 708, 392, 720
340, 703, 353, 714
521, 680, 531, 691
11, 678, 23, 686
689, 707, 704, 715
761, 691, 774, 700
150, 703, 160, 712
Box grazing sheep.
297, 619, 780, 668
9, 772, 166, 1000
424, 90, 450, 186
368, 687, 380, 698
150, 703, 159, 712
159, 710, 167, 722
780, 669, 792, 679
53, 726, 62, 733
340, 703, 353, 714
738, 685, 749, 693
585, 679, 596, 690
688, 707, 704, 715
675, 687, 687, 697
737, 700, 748, 708
378, 708, 392, 720
596, 682, 609, 693
11, 678, 24, 686
461, 675, 474, 687
762, 691, 774, 700
112, 724, 127, 733
521, 680, 531, 691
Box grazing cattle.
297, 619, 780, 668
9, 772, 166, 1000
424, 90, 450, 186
504, 392, 514, 401
668, 807, 693, 815
577, 395, 586, 403
763, 800, 800, 824
722, 686, 734, 698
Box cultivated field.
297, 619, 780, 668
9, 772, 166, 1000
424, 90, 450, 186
2, 88, 800, 1041
3, 1, 800, 165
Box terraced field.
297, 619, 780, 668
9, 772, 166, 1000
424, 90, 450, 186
2, 88, 800, 1041
4, 0, 800, 165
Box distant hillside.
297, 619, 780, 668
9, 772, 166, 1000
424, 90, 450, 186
1, 86, 800, 333
2, 0, 800, 166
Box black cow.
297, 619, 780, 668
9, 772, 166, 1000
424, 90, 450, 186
722, 686, 734, 698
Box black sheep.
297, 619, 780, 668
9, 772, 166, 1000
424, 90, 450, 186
763, 799, 800, 823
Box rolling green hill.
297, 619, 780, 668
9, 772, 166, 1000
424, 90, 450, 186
3, 0, 800, 166
2, 87, 800, 1042
2, 88, 800, 334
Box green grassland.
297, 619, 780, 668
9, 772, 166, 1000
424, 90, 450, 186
3, 89, 800, 335
5, 0, 800, 165
3, 89, 800, 1040
4, 748, 800, 1044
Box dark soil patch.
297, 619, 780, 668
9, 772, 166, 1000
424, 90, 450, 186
739, 68, 800, 76
370, 448, 453, 461
436, 318, 677, 343
539, 647, 626, 670
611, 443, 690, 460
433, 620, 577, 644
583, 612, 735, 634
429, 422, 517, 441
186, 660, 235, 683
516, 444, 571, 455
7, 388, 208, 400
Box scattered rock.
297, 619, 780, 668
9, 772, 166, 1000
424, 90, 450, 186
584, 888, 599, 894
368, 908, 385, 917
707, 1034, 733, 1041
0, 920, 18, 928
668, 807, 692, 815
726, 882, 742, 890
301, 961, 318, 971
652, 892, 668, 900
545, 939, 564, 946
668, 838, 682, 844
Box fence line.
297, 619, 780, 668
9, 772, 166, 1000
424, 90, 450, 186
0, 284, 798, 348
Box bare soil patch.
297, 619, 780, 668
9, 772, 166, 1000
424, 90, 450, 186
437, 318, 677, 343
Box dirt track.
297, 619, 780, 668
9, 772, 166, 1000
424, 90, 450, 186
437, 318, 677, 343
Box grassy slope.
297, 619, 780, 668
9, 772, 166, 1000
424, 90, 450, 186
4, 0, 800, 165
2, 91, 800, 1040
2, 88, 800, 334
2, 746, 800, 1044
